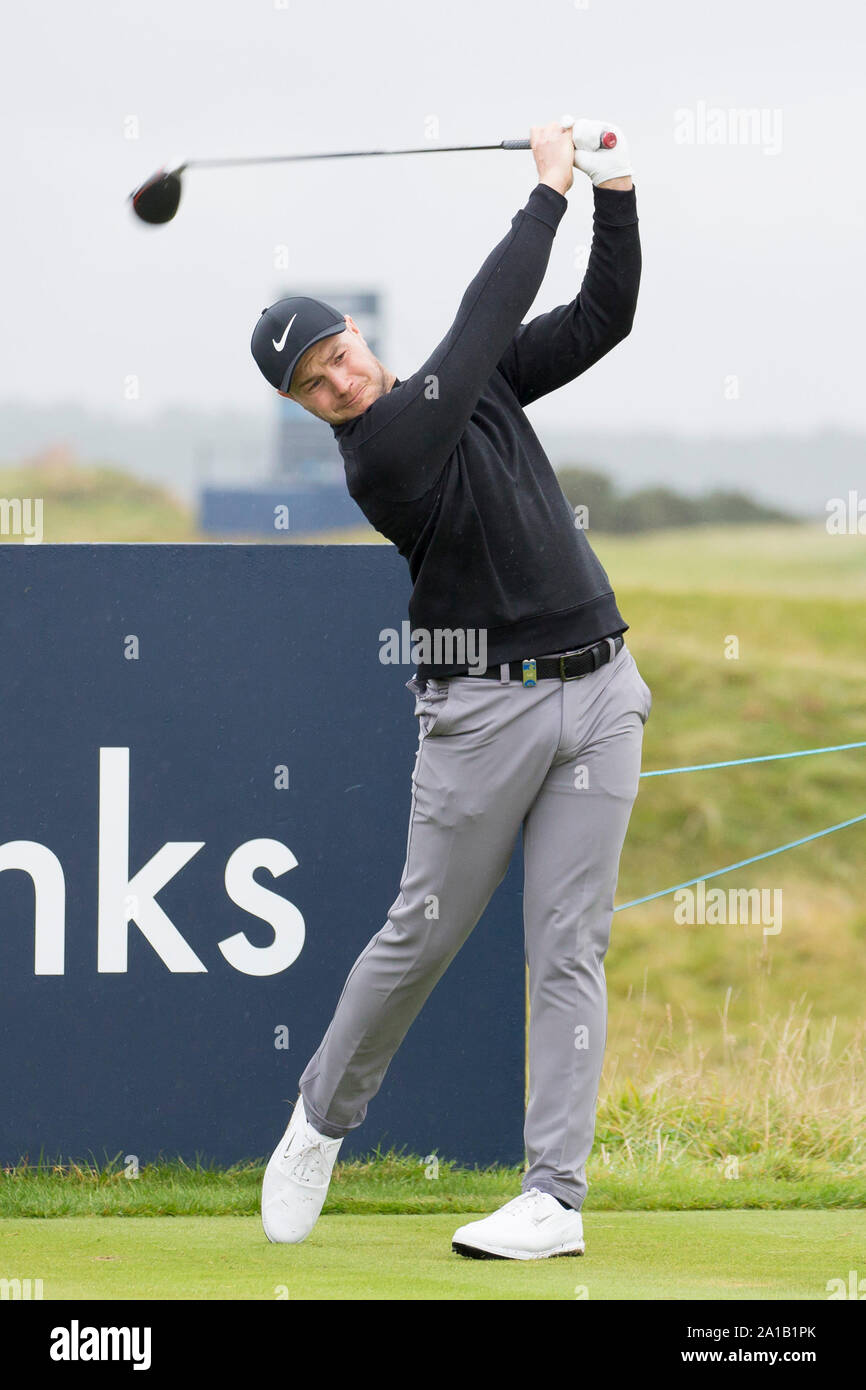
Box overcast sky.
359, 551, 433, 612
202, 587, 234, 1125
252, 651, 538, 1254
3, 0, 864, 442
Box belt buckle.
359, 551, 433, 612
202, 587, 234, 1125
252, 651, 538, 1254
559, 646, 591, 682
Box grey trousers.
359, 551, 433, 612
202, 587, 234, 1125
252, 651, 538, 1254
299, 638, 652, 1209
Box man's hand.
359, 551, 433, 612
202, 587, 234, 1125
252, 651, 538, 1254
570, 118, 634, 190
531, 118, 575, 197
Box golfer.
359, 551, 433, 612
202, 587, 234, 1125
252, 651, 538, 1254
250, 117, 650, 1260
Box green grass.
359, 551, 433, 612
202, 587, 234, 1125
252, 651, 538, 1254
594, 522, 866, 600
2, 1212, 863, 1300
1, 1154, 862, 1221
603, 570, 866, 1057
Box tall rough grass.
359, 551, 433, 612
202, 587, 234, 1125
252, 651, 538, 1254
598, 991, 864, 1179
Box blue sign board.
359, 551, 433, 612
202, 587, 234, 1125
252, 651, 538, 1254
0, 545, 525, 1168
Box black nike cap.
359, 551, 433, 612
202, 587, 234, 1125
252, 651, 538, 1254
251, 296, 347, 394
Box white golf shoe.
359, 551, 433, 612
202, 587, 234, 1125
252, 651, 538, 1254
261, 1095, 343, 1244
452, 1188, 585, 1260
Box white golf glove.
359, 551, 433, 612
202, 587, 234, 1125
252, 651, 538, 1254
561, 115, 633, 186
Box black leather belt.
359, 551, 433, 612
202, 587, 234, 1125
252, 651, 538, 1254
466, 633, 624, 684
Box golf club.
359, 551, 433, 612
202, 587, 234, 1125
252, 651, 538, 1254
129, 129, 618, 226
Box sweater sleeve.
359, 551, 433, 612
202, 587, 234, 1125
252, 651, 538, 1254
495, 185, 641, 407
334, 182, 568, 502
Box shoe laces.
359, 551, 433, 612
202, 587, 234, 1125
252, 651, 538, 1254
281, 1132, 337, 1187
507, 1187, 558, 1219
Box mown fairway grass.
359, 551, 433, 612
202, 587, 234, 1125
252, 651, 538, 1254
2, 1211, 863, 1300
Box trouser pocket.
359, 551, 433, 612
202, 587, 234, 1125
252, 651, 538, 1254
627, 653, 653, 724
406, 674, 455, 739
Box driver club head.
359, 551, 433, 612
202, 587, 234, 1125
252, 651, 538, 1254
129, 166, 185, 225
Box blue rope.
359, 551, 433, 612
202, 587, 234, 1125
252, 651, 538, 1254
641, 739, 866, 779
615, 812, 866, 912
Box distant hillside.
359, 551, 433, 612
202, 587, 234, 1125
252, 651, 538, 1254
0, 399, 861, 518
556, 466, 795, 532
0, 452, 197, 541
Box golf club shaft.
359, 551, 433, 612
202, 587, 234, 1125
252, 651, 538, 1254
175, 140, 534, 173
174, 132, 616, 175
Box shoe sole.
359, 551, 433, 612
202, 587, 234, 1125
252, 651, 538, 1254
452, 1240, 585, 1261
262, 1223, 309, 1245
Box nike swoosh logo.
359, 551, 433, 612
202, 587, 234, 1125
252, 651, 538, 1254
272, 313, 297, 352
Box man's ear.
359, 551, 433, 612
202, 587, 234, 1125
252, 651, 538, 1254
345, 317, 368, 350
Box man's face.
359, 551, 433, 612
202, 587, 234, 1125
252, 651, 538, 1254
279, 315, 391, 425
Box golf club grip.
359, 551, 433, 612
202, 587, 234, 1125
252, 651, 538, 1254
502, 132, 617, 152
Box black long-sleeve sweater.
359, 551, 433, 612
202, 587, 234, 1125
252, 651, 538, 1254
331, 180, 641, 679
